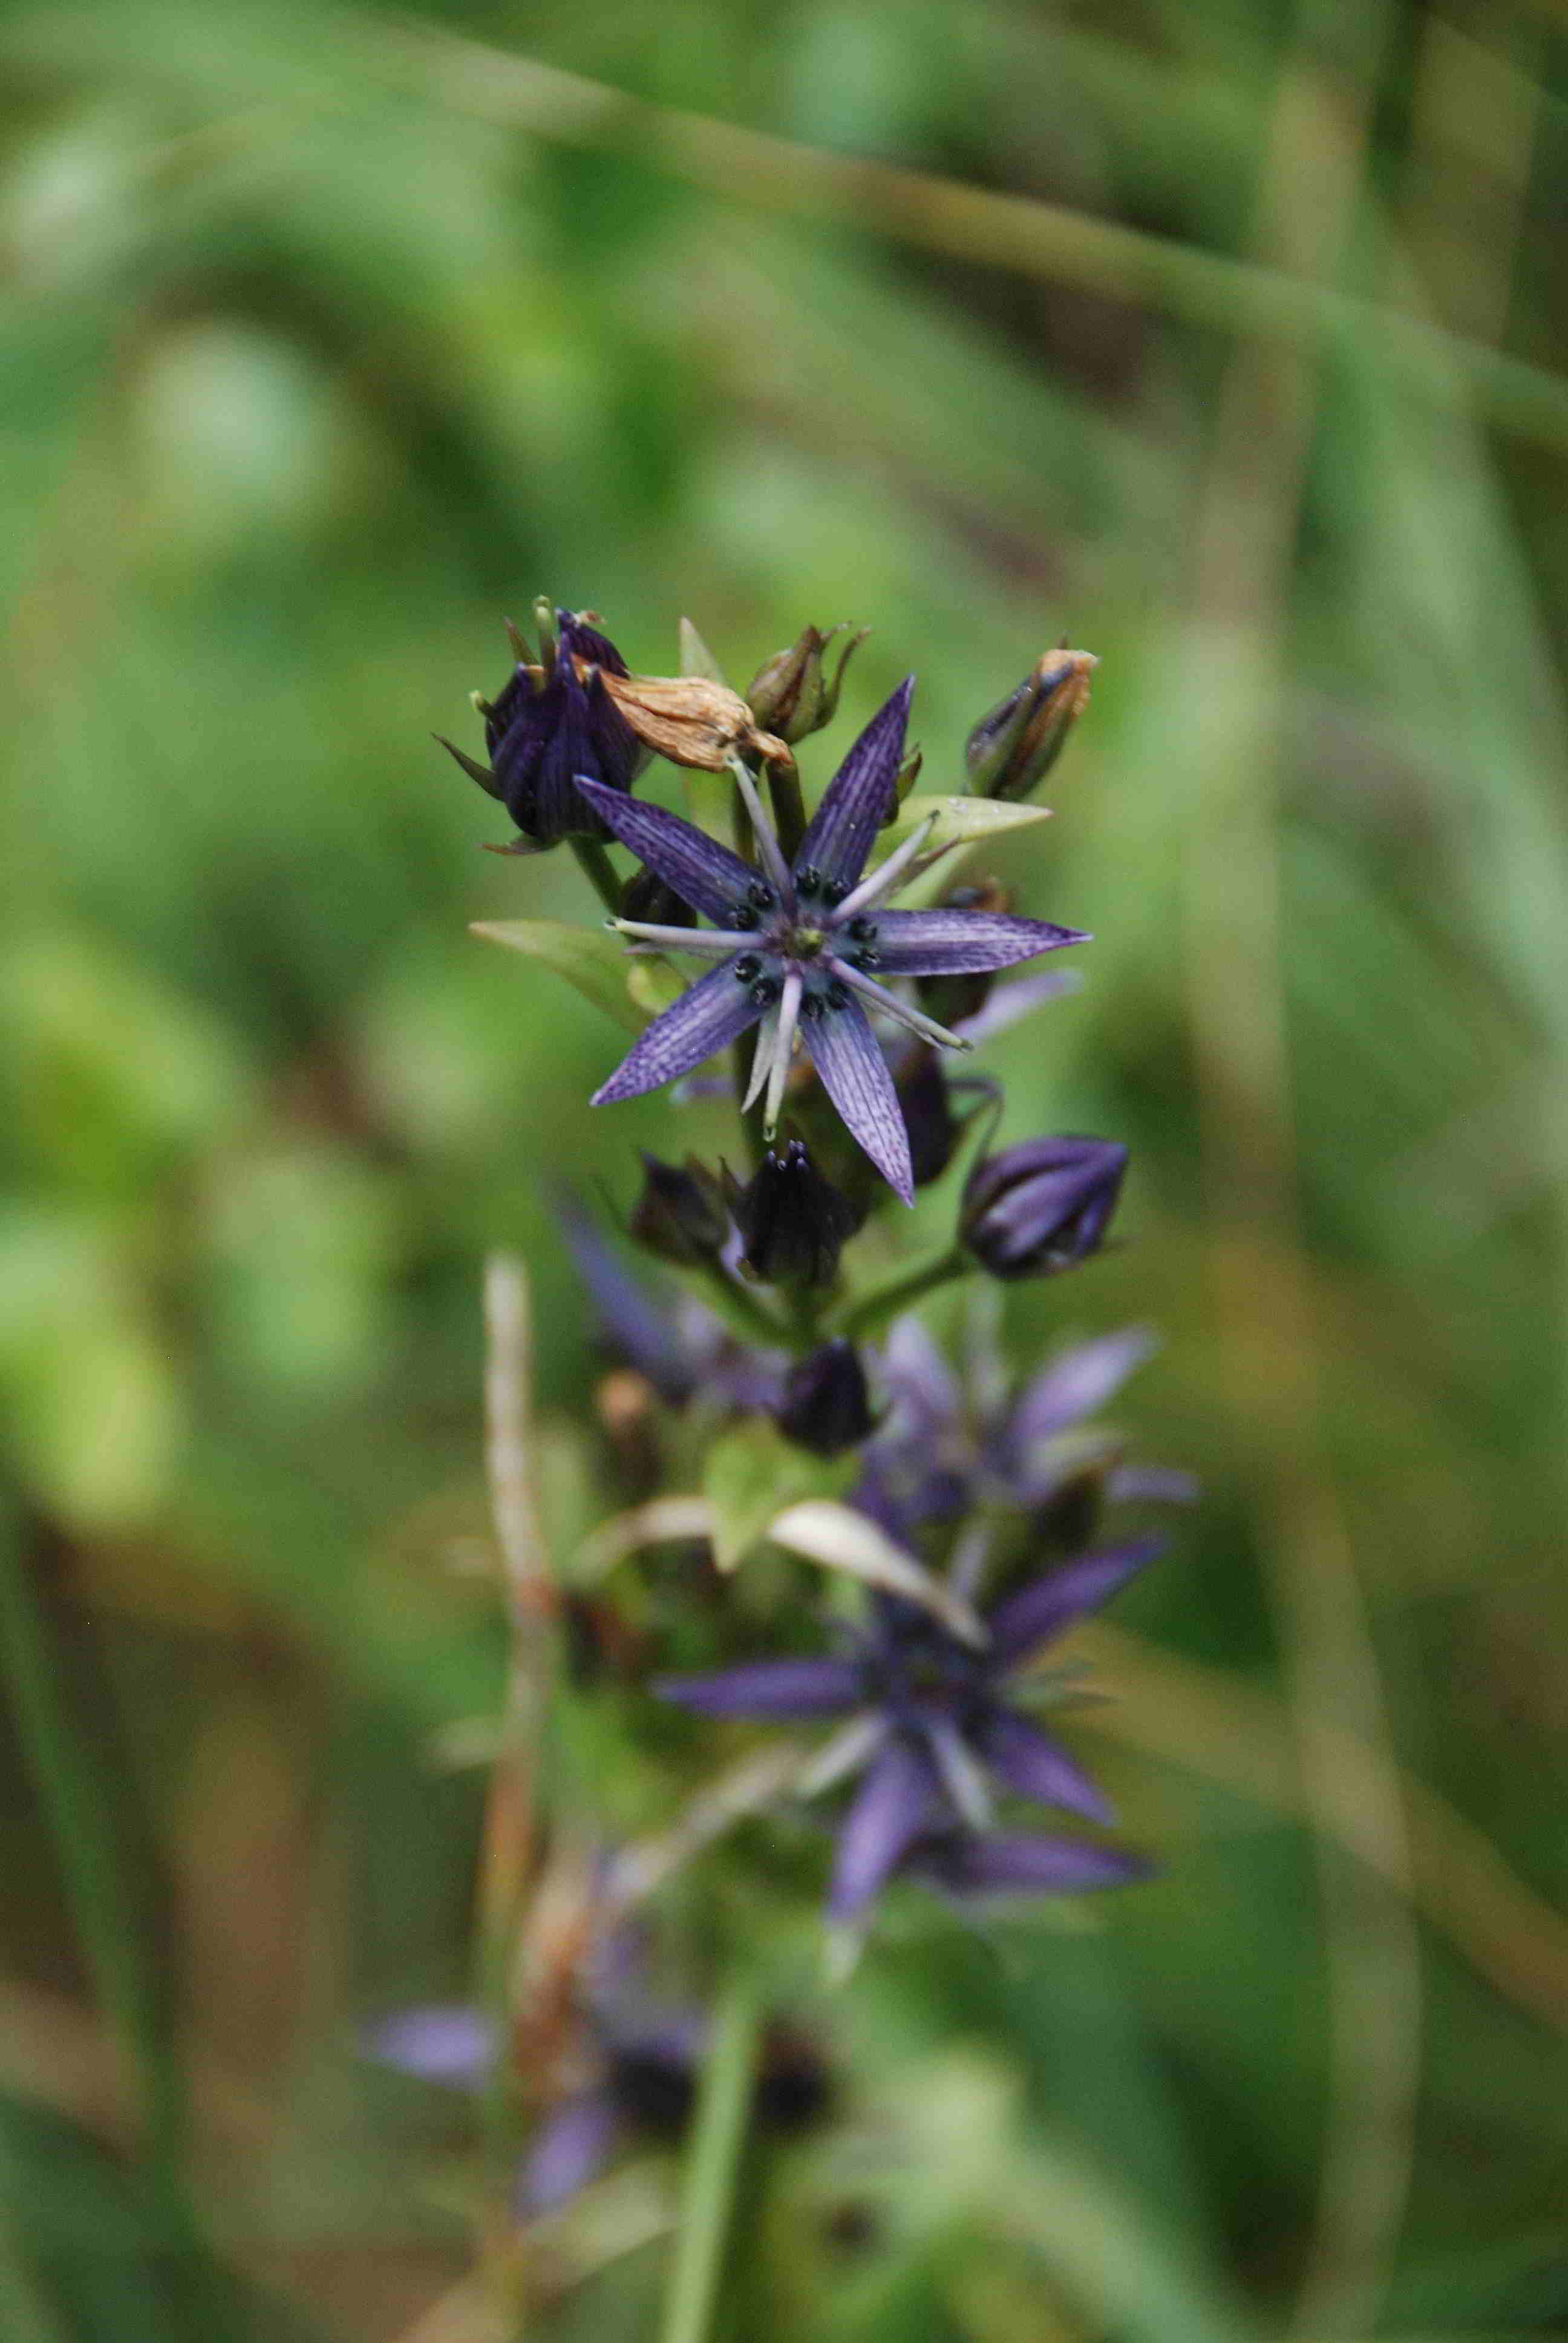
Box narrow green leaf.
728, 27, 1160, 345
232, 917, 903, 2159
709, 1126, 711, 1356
626, 955, 687, 1018
469, 918, 645, 1035
704, 1421, 855, 1573
679, 615, 728, 684
881, 793, 1053, 853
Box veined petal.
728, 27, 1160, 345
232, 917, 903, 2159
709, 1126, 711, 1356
652, 1658, 863, 1719
802, 994, 915, 1204
988, 1536, 1165, 1671
828, 1735, 936, 1919
574, 776, 757, 923
869, 908, 1089, 975
515, 2089, 627, 2215
978, 1711, 1116, 1824
795, 677, 915, 890
592, 961, 765, 1103
1008, 1329, 1160, 1450
915, 1832, 1151, 1901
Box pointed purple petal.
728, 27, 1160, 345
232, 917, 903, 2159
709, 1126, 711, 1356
1009, 1329, 1160, 1450
879, 1312, 961, 1434
869, 908, 1088, 975
366, 2004, 495, 2086
988, 1537, 1165, 1670
803, 994, 914, 1204
593, 962, 766, 1104
653, 1659, 863, 1719
574, 776, 757, 923
557, 1205, 703, 1401
828, 1736, 937, 1919
515, 2089, 626, 2215
978, 1711, 1116, 1824
795, 678, 914, 889
919, 1832, 1152, 1900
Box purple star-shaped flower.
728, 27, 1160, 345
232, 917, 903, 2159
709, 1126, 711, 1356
656, 1533, 1163, 1921
576, 680, 1087, 1202
856, 1315, 1198, 1541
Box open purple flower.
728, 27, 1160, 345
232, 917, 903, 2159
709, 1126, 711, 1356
656, 1533, 1163, 1921
576, 680, 1087, 1202
367, 1950, 829, 2217
855, 1314, 1197, 1543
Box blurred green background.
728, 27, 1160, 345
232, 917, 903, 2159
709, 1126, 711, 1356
4, 0, 1567, 2335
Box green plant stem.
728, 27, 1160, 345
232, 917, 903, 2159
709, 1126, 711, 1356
829, 1241, 971, 1344
659, 1963, 763, 2343
570, 834, 624, 914
0, 1497, 202, 2307
765, 753, 806, 861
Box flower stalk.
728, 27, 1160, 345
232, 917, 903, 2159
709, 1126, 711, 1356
658, 1962, 764, 2343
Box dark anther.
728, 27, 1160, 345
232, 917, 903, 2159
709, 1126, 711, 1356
800, 992, 825, 1021
850, 949, 880, 971
733, 954, 762, 983
751, 977, 781, 1007
730, 903, 760, 931
748, 880, 776, 909
795, 863, 823, 897
823, 879, 849, 906
826, 980, 850, 1011
848, 917, 878, 942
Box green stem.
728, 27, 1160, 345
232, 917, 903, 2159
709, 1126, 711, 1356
0, 1497, 202, 2305
659, 1965, 763, 2343
829, 1241, 971, 1345
764, 753, 807, 862
570, 834, 624, 915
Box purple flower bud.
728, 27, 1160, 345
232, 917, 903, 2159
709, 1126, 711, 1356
725, 1140, 862, 1288
628, 1153, 729, 1267
961, 1136, 1127, 1280
965, 650, 1096, 801
619, 865, 696, 930
445, 606, 642, 847
745, 623, 868, 745
777, 1340, 875, 1456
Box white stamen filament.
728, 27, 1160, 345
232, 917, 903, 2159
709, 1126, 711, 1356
831, 813, 938, 924
763, 968, 803, 1138
928, 1720, 996, 1833
726, 755, 794, 902
825, 957, 973, 1052
612, 920, 760, 957
742, 1003, 779, 1113
794, 1711, 888, 1799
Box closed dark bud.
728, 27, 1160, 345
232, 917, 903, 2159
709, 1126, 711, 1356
746, 624, 867, 746
961, 1136, 1127, 1280
916, 879, 1011, 1027
725, 1139, 861, 1287
896, 1046, 959, 1188
460, 605, 642, 846
777, 1340, 875, 1457
629, 1153, 728, 1267
620, 866, 696, 929
965, 650, 1096, 801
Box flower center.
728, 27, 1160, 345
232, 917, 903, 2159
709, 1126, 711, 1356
788, 925, 827, 958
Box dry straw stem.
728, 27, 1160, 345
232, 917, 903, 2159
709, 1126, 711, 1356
479, 1256, 555, 1958
383, 22, 1568, 458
